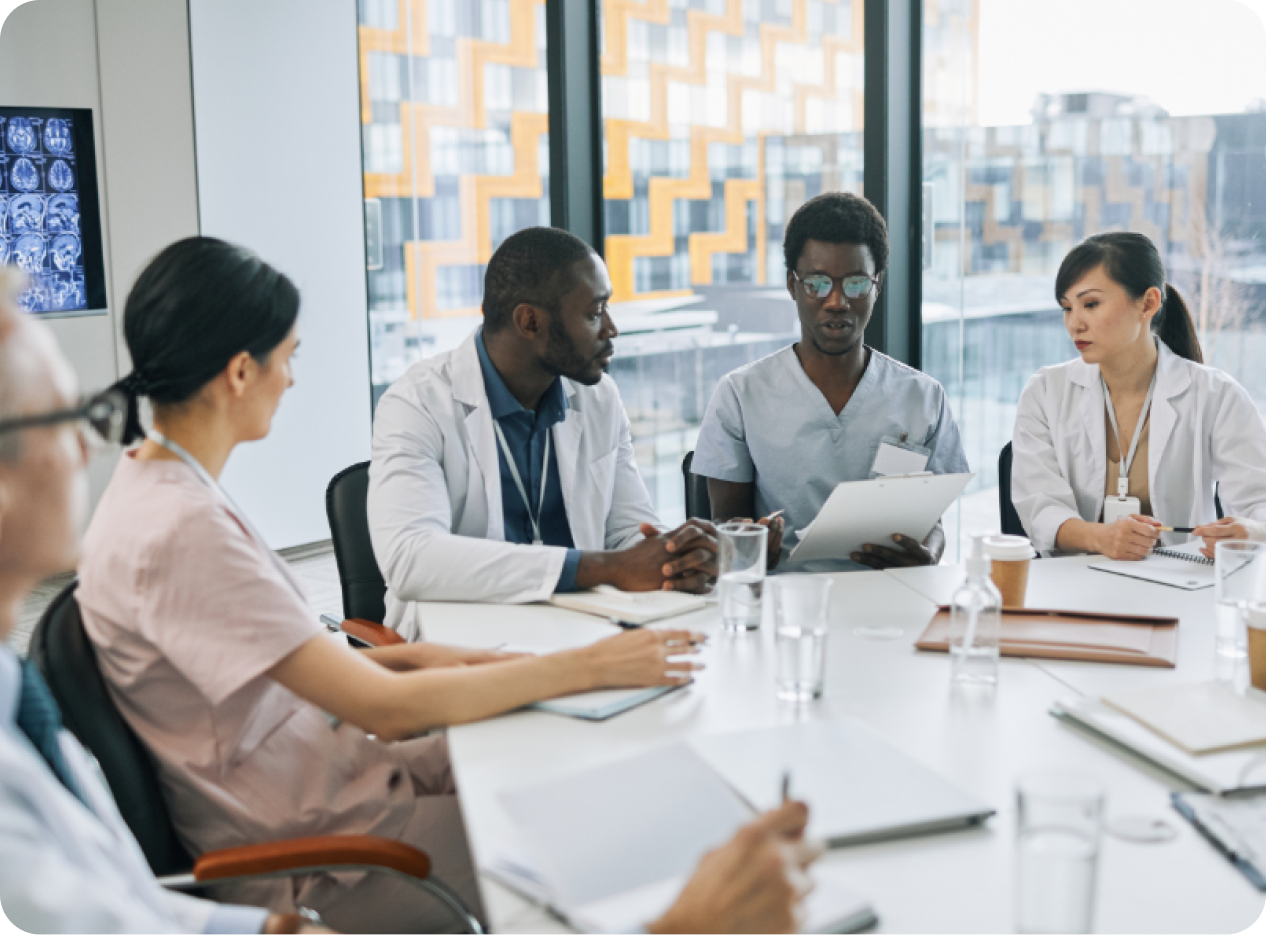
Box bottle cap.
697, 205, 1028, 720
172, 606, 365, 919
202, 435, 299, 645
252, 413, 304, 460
966, 534, 991, 577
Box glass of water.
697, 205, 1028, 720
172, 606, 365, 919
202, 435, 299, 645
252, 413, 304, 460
1215, 541, 1266, 659
1015, 771, 1103, 934
718, 522, 767, 631
774, 576, 833, 702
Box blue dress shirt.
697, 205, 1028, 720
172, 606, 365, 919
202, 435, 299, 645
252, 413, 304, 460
475, 329, 581, 591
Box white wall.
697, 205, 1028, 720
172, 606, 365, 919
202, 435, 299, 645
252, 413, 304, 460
188, 0, 373, 549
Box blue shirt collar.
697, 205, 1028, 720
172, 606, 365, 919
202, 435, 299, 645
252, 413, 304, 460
475, 328, 569, 424
0, 645, 20, 731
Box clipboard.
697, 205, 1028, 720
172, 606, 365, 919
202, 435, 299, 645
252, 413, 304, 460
788, 472, 973, 564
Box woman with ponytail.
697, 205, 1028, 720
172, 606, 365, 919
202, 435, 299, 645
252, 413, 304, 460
74, 238, 704, 932
1011, 231, 1266, 559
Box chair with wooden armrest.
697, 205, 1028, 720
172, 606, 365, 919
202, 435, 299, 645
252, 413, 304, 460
29, 582, 481, 933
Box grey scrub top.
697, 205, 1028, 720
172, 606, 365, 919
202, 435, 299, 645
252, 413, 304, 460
692, 345, 970, 570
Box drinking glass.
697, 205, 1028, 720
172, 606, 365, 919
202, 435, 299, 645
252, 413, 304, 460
717, 522, 767, 631
1215, 541, 1266, 659
773, 576, 833, 701
1015, 771, 1103, 934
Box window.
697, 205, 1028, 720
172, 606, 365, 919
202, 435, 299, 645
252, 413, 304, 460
922, 0, 1266, 556
600, 0, 865, 522
357, 0, 550, 397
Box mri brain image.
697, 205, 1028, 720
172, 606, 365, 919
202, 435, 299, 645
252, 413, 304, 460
42, 119, 72, 155
5, 118, 36, 154
0, 238, 8, 265
47, 194, 78, 233
11, 194, 43, 233
51, 234, 80, 272
48, 159, 73, 192
11, 158, 39, 192
0, 196, 6, 233
14, 233, 45, 273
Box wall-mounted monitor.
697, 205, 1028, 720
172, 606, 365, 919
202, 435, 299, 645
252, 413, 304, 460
0, 107, 106, 316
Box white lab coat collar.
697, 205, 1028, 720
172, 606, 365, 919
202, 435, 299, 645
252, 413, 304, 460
449, 329, 587, 544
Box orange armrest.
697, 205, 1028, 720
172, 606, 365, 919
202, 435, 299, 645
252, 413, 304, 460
194, 834, 430, 882
341, 617, 406, 647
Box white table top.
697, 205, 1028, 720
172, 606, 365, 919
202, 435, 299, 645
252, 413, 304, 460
420, 560, 1266, 933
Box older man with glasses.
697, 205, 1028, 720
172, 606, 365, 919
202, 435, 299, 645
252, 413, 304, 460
692, 192, 969, 572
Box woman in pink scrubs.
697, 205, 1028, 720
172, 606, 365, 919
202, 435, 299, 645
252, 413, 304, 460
77, 237, 703, 933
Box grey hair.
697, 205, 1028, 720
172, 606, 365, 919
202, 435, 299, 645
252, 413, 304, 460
0, 268, 27, 462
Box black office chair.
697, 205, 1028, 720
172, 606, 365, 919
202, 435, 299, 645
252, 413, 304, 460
326, 461, 388, 626
28, 581, 481, 931
682, 451, 712, 521
998, 442, 1028, 539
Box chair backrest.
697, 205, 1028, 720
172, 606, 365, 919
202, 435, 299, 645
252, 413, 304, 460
326, 461, 388, 624
997, 442, 1028, 538
682, 451, 712, 521
27, 581, 194, 876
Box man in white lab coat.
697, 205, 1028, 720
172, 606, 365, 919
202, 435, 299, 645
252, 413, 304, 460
369, 227, 716, 636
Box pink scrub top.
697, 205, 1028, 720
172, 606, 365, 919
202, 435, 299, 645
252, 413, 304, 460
78, 453, 450, 862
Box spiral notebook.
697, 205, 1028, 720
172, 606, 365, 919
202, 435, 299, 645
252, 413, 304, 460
1089, 541, 1215, 590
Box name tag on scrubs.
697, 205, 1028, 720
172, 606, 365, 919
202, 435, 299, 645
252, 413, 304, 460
870, 435, 931, 478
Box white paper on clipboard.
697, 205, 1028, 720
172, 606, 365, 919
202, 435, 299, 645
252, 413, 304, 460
788, 472, 974, 564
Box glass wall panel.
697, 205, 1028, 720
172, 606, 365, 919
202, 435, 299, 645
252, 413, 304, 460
357, 0, 551, 399
600, 0, 865, 523
922, 0, 1266, 557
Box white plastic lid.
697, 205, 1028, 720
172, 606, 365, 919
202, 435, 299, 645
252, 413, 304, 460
1245, 603, 1266, 630
982, 534, 1036, 561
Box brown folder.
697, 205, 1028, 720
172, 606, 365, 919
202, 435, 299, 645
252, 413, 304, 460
915, 606, 1179, 668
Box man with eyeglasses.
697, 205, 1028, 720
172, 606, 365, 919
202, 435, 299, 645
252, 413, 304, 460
0, 269, 326, 934
693, 192, 968, 571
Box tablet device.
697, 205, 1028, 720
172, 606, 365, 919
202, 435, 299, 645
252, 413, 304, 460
789, 472, 973, 564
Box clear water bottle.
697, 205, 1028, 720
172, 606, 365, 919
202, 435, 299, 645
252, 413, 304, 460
949, 535, 1001, 685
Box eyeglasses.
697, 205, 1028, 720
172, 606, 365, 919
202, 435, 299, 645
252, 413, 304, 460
791, 271, 880, 301
0, 390, 127, 448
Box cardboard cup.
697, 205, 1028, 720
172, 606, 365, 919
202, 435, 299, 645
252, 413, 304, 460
1245, 604, 1266, 693
983, 534, 1036, 608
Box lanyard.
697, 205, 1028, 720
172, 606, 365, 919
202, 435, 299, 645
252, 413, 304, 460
146, 431, 305, 602
493, 421, 550, 546
1101, 368, 1158, 499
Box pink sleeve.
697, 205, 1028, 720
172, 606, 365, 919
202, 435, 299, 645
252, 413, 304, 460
136, 499, 320, 706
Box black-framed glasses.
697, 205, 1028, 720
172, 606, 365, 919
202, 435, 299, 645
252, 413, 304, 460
791, 270, 880, 300
0, 390, 126, 447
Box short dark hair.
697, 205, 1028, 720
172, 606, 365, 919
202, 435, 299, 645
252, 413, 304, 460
1055, 231, 1203, 364
111, 236, 300, 444
482, 226, 597, 332
783, 192, 888, 275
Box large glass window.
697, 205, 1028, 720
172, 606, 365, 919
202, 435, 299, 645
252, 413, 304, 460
922, 0, 1266, 556
357, 0, 551, 398
600, 0, 864, 523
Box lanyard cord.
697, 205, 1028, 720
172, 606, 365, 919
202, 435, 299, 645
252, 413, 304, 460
146, 431, 305, 601
493, 421, 550, 546
1101, 367, 1158, 499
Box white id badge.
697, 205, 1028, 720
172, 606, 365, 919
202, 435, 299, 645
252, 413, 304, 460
1102, 495, 1141, 524
870, 434, 931, 478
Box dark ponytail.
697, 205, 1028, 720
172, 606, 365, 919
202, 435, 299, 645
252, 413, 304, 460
110, 237, 300, 444
1054, 231, 1203, 364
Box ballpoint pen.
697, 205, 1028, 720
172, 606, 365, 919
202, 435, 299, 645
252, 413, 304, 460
1157, 526, 1195, 533
781, 770, 791, 803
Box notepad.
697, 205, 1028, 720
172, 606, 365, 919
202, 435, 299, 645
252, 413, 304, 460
1089, 541, 1215, 590
529, 684, 684, 720
548, 585, 709, 625
1173, 791, 1266, 890
1103, 681, 1266, 755
494, 742, 877, 934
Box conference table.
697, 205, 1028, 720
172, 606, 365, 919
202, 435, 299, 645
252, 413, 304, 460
418, 555, 1266, 933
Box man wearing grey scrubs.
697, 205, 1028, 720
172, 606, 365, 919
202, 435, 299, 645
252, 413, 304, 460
692, 192, 969, 571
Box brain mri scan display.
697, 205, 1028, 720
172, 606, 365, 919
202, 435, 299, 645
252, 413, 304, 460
11, 194, 43, 233
0, 110, 103, 314
11, 157, 38, 192
47, 194, 77, 233
5, 118, 35, 154
14, 233, 45, 273
42, 119, 71, 156
47, 159, 73, 192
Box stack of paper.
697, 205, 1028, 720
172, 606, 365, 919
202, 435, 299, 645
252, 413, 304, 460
548, 586, 709, 625
1103, 681, 1266, 755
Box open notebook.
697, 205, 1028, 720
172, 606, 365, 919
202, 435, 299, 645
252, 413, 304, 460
492, 742, 877, 934
548, 586, 709, 626
1089, 541, 1215, 590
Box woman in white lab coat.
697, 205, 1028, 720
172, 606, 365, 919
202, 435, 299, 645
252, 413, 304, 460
1011, 231, 1266, 559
